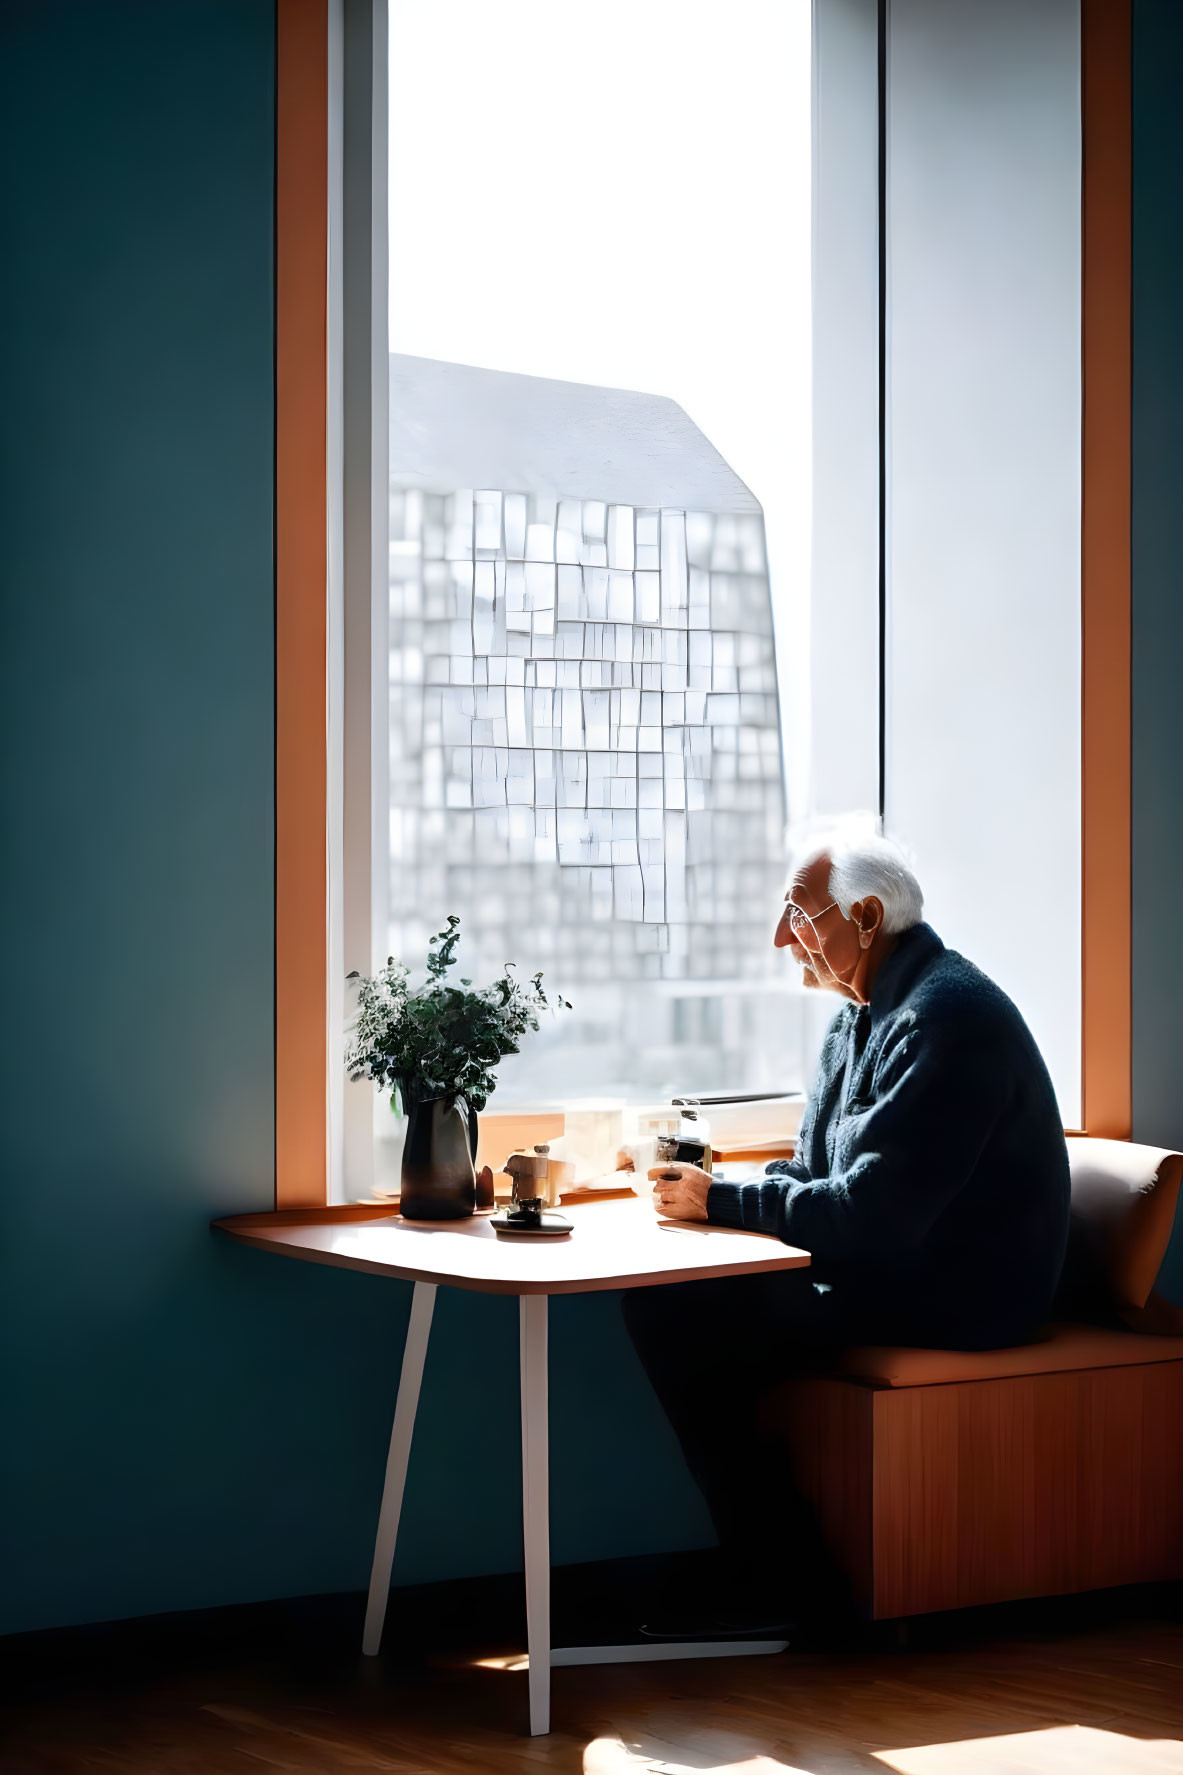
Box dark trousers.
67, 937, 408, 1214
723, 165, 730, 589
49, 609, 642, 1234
622, 1268, 862, 1611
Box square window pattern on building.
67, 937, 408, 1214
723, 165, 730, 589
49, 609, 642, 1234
385, 359, 800, 1104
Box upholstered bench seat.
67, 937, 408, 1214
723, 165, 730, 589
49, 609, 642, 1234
760, 1138, 1183, 1622
837, 1322, 1183, 1389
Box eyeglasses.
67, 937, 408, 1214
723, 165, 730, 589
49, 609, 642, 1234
784, 898, 840, 937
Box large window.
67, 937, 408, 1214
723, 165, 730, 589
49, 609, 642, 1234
319, 0, 1103, 1206
383, 0, 813, 1107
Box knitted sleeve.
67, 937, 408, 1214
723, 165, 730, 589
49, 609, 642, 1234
708, 1017, 1007, 1255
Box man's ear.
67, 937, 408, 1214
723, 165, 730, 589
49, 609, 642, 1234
850, 896, 884, 948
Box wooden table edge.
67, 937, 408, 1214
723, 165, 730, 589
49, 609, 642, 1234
212, 1216, 811, 1296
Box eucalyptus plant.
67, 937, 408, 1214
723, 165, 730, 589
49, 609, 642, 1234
345, 916, 569, 1115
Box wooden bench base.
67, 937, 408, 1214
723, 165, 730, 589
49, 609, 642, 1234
763, 1356, 1183, 1619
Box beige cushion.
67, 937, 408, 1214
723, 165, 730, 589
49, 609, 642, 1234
836, 1321, 1183, 1389
1064, 1137, 1183, 1313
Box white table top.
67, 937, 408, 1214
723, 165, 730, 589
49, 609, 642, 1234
215, 1195, 810, 1296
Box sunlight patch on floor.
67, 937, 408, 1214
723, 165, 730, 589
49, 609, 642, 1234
874, 1725, 1183, 1774
583, 1734, 811, 1775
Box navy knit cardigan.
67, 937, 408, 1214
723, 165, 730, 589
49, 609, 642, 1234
706, 923, 1071, 1350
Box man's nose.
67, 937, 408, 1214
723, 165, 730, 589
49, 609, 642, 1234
774, 909, 794, 948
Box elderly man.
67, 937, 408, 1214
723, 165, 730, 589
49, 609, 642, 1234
624, 834, 1070, 1638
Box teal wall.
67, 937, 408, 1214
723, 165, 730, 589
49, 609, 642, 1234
0, 0, 708, 1638
1132, 0, 1183, 1303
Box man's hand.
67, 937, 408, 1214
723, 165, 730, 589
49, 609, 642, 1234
647, 1162, 712, 1223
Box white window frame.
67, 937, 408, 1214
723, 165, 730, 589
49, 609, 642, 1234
328, 0, 389, 1204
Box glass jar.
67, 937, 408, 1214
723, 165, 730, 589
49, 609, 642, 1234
658, 1103, 713, 1173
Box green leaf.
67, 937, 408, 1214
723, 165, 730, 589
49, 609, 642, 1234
343, 914, 570, 1104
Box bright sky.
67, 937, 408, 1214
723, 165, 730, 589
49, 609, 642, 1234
388, 0, 813, 814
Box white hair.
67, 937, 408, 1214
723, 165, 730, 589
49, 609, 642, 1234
792, 823, 924, 936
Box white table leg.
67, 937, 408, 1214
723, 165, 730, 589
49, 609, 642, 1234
519, 1293, 551, 1736
362, 1279, 437, 1657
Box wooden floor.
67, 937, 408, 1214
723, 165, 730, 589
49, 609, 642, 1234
7, 1585, 1183, 1774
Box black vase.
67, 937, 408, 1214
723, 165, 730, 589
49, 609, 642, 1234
399, 1094, 478, 1220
